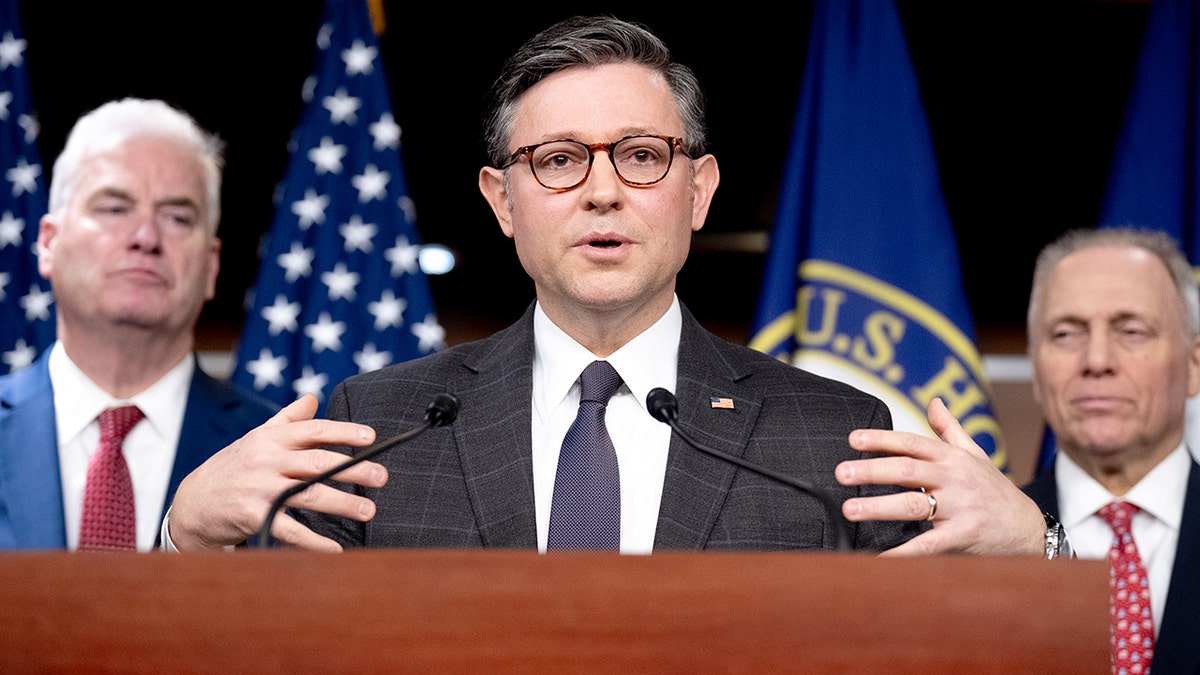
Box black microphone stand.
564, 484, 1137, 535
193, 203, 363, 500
256, 393, 459, 548
647, 388, 852, 552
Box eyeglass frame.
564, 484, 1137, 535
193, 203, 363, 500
501, 134, 688, 192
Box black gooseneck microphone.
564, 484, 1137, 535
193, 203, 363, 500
646, 388, 852, 552
256, 392, 461, 548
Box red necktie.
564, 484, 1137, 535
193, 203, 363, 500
1098, 501, 1154, 674
78, 406, 145, 552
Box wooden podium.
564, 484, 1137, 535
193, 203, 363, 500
0, 550, 1108, 673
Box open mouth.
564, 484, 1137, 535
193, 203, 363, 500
589, 240, 621, 248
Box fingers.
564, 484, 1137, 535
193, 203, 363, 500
284, 480, 379, 522
925, 398, 986, 458
268, 510, 344, 553
167, 401, 386, 552
842, 489, 932, 523
265, 393, 320, 427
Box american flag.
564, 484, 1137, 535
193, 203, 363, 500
0, 0, 54, 376
232, 0, 442, 412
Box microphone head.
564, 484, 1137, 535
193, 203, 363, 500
645, 388, 678, 424
425, 393, 460, 427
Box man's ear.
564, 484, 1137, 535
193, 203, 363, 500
688, 154, 720, 233
479, 166, 515, 239
36, 214, 59, 280
1187, 335, 1200, 397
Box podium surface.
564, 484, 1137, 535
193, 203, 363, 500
0, 550, 1108, 673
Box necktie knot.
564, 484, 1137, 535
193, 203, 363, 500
100, 405, 145, 445
579, 360, 622, 405
1099, 501, 1138, 535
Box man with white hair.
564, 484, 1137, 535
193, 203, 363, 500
1022, 227, 1200, 673
0, 98, 275, 551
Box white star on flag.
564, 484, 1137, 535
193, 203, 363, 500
2, 337, 35, 371
292, 366, 329, 400
0, 211, 22, 247
339, 215, 376, 252
385, 235, 420, 276
321, 262, 359, 301
351, 163, 388, 202
353, 343, 391, 373
324, 87, 361, 125
370, 113, 401, 151
0, 30, 26, 69
309, 137, 346, 174
342, 39, 376, 75
292, 189, 329, 229
7, 156, 39, 196
305, 312, 346, 353
245, 348, 288, 390
277, 241, 315, 282
19, 283, 52, 321
262, 295, 302, 335
411, 315, 446, 353
368, 289, 406, 330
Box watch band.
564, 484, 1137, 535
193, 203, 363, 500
1042, 511, 1073, 560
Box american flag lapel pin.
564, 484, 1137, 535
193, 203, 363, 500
710, 396, 734, 410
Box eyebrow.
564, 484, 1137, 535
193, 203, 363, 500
88, 188, 200, 211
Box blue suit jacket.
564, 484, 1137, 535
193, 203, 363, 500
0, 352, 277, 550
1023, 458, 1200, 674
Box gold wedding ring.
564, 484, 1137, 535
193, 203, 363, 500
920, 487, 937, 521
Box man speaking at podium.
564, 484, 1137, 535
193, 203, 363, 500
167, 16, 1052, 558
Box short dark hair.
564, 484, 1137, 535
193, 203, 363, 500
482, 15, 708, 168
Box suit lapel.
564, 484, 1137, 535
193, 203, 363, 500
654, 307, 764, 550
0, 355, 67, 548
171, 363, 239, 520
1154, 458, 1200, 672
449, 307, 538, 548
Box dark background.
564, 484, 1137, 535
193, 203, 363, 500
17, 1, 1151, 352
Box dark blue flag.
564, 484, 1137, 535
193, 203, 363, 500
233, 0, 442, 412
1094, 0, 1200, 469
749, 0, 1006, 468
0, 0, 54, 375
1099, 0, 1200, 253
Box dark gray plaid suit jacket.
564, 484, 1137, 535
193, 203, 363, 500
298, 303, 926, 552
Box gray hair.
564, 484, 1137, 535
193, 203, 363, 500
48, 97, 225, 235
1028, 227, 1200, 340
482, 15, 708, 168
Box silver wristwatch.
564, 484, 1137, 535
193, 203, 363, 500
1042, 512, 1073, 560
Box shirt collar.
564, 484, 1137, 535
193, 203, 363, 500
1056, 441, 1191, 530
532, 297, 681, 422
49, 341, 195, 446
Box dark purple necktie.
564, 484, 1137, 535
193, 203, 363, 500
547, 360, 623, 551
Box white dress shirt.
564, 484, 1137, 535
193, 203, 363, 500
531, 298, 680, 554
1056, 443, 1190, 637
49, 341, 191, 552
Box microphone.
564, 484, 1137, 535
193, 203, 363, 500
646, 388, 852, 551
256, 392, 460, 548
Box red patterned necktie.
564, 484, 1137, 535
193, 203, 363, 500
1098, 501, 1154, 674
78, 406, 145, 552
